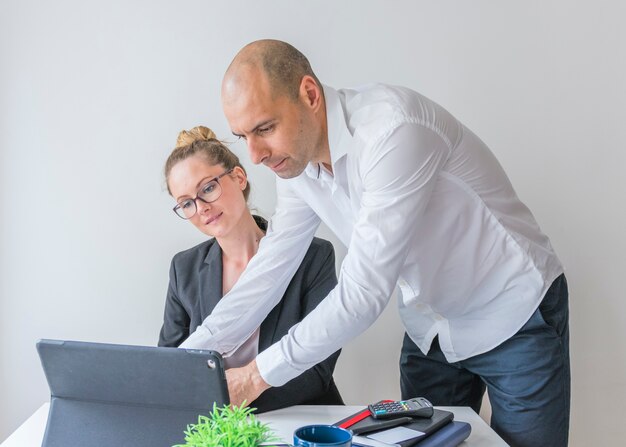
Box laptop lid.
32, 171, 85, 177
37, 339, 229, 447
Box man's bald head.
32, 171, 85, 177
222, 40, 330, 178
223, 39, 322, 101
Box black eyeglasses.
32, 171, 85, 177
172, 169, 234, 219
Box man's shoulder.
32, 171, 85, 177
337, 83, 459, 145
334, 83, 415, 142
340, 83, 420, 118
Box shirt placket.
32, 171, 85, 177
317, 165, 355, 245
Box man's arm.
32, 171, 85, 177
179, 179, 321, 353
230, 123, 451, 405
246, 238, 342, 411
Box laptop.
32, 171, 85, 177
36, 339, 229, 447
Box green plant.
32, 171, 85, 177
174, 403, 278, 447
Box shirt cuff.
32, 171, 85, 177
255, 341, 300, 387
178, 325, 212, 349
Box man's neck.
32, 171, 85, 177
317, 96, 332, 173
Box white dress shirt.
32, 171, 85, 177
180, 84, 563, 387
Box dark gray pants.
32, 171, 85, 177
400, 274, 570, 447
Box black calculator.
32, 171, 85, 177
368, 397, 434, 419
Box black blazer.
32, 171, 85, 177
159, 225, 343, 412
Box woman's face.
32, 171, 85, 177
168, 155, 248, 239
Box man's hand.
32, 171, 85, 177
225, 359, 271, 407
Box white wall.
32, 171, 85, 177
1, 1, 625, 445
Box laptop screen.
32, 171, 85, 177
37, 339, 229, 447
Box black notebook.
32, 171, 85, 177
336, 407, 454, 447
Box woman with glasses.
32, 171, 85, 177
158, 126, 343, 412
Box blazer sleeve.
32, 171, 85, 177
253, 239, 343, 412
158, 258, 191, 347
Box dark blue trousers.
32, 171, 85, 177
400, 274, 570, 447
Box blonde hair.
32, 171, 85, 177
164, 126, 250, 200
175, 126, 217, 148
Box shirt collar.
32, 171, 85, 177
304, 85, 352, 180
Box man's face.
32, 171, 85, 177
222, 72, 320, 179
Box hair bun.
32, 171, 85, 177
175, 126, 217, 148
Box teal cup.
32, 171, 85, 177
294, 425, 352, 447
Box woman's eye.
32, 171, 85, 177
202, 183, 217, 194
181, 200, 194, 210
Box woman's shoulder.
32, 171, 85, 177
308, 237, 334, 254
299, 237, 335, 268
286, 237, 337, 302
171, 238, 218, 267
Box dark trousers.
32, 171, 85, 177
400, 274, 570, 447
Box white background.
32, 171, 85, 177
1, 1, 625, 445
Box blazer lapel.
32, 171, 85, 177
200, 240, 224, 319
200, 232, 280, 352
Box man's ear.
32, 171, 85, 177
300, 75, 322, 112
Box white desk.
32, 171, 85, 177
1, 403, 507, 446
256, 406, 506, 446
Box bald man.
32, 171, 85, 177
181, 40, 570, 447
